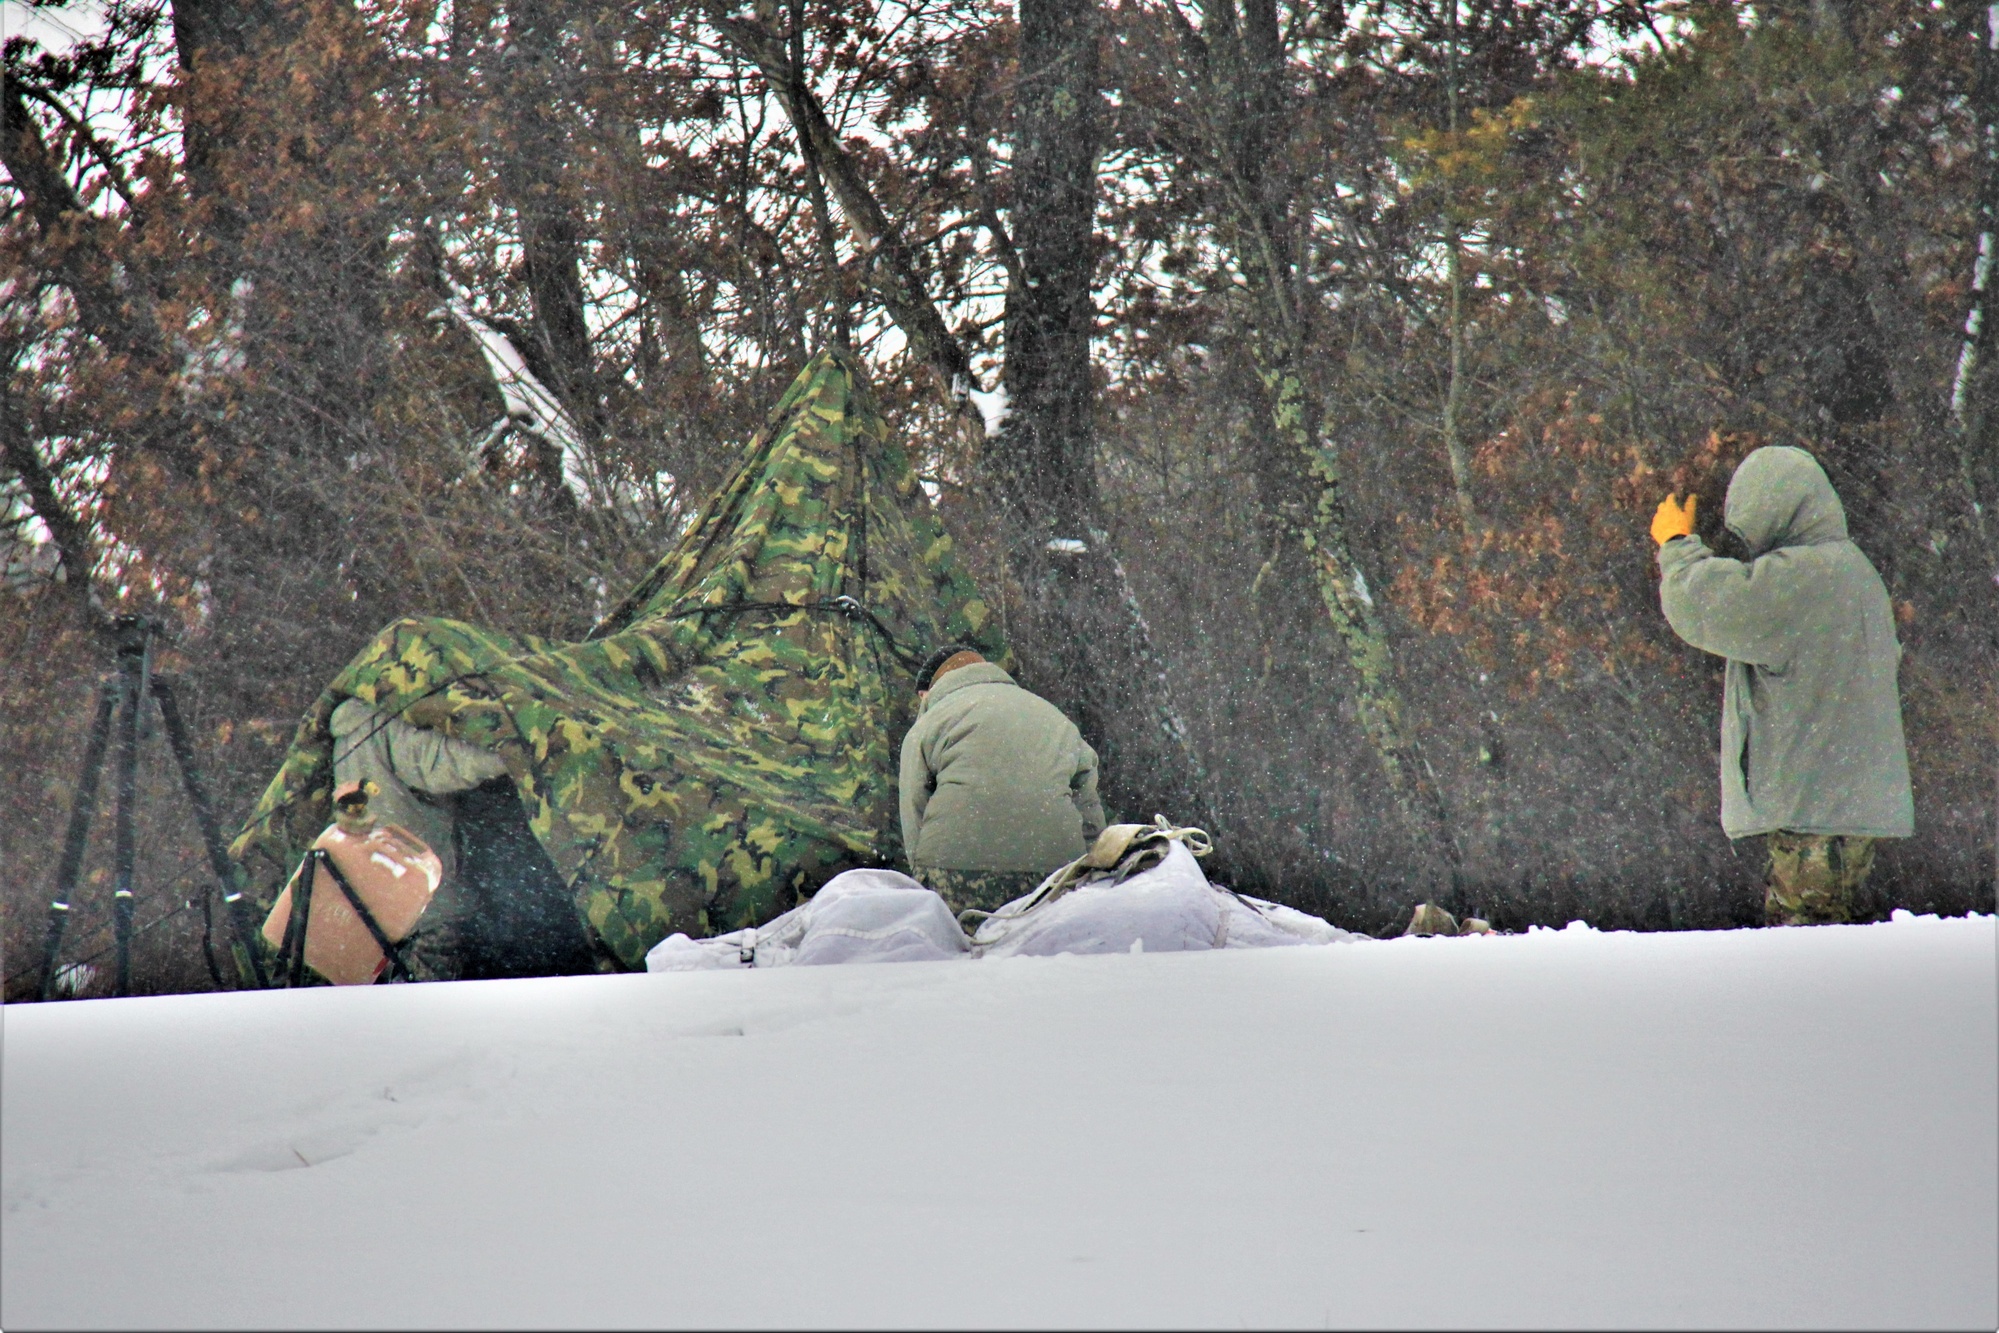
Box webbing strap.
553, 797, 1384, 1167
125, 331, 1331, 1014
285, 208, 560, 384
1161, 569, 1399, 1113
278, 849, 413, 985
278, 852, 314, 987
313, 850, 414, 983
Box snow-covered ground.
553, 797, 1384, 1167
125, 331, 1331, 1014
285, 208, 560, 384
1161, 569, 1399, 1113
4, 913, 1994, 1329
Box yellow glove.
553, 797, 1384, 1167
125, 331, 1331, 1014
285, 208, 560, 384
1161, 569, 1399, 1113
1651, 493, 1696, 546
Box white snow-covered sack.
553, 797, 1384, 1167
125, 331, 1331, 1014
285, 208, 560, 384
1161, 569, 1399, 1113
645, 869, 969, 972
970, 841, 1355, 959
642, 848, 1355, 972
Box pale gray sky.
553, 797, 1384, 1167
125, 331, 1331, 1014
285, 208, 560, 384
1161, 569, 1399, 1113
1, 1, 108, 56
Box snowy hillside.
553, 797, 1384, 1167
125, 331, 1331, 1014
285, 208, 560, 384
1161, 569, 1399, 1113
4, 914, 1994, 1329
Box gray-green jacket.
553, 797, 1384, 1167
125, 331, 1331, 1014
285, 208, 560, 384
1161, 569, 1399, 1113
899, 663, 1107, 873
1658, 446, 1913, 840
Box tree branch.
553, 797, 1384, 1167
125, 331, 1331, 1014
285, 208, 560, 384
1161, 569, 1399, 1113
699, 0, 986, 420
0, 357, 105, 632
12, 82, 142, 216
968, 126, 1024, 288
0, 84, 165, 367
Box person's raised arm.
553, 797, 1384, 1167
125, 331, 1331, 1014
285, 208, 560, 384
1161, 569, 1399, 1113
1654, 495, 1800, 666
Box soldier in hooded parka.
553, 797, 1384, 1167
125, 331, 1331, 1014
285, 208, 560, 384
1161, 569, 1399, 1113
1652, 445, 1915, 925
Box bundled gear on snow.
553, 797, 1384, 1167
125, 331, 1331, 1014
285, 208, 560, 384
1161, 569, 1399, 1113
644, 824, 1356, 971
965, 816, 1215, 929
260, 781, 442, 985
1656, 445, 1913, 925
229, 348, 1003, 973
898, 655, 1106, 914
963, 821, 1353, 959
1399, 902, 1493, 937
647, 868, 971, 970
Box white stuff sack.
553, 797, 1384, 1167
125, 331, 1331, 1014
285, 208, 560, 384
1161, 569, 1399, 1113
645, 868, 969, 972
970, 841, 1357, 959
643, 849, 1355, 972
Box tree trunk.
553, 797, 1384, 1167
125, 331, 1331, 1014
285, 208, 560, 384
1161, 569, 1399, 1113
703, 1, 982, 410
994, 0, 1210, 828
1950, 1, 1999, 567
1440, 0, 1478, 527
499, 0, 608, 498
0, 86, 167, 371
170, 0, 302, 269
0, 360, 104, 634
16, 0, 425, 711
1176, 0, 1462, 880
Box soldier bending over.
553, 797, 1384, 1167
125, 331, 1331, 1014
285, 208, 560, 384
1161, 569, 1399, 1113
899, 647, 1107, 917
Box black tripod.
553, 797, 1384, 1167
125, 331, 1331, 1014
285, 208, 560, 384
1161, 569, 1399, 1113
36, 616, 268, 999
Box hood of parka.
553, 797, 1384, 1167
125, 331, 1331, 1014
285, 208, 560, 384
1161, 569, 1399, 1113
1724, 446, 1849, 557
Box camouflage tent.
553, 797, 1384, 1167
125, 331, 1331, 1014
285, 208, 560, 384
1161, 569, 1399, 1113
227, 348, 1004, 970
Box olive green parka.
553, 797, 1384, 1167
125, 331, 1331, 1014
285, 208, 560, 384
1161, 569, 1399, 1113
1658, 446, 1914, 840
898, 662, 1106, 874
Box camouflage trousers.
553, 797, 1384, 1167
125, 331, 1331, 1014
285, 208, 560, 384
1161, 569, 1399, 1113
1764, 830, 1877, 926
913, 866, 1050, 920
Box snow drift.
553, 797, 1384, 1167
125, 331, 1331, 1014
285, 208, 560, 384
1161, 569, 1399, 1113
3, 912, 1994, 1329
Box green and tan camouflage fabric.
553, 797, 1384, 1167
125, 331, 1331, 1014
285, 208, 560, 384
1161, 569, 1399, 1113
1764, 830, 1876, 926
228, 348, 1004, 970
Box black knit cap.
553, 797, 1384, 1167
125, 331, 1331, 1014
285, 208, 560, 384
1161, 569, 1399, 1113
916, 644, 981, 693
